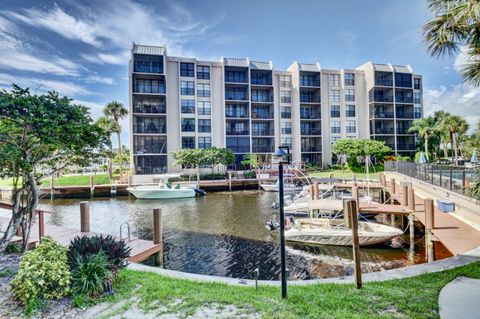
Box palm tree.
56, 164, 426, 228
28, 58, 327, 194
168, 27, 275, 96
434, 110, 451, 158
103, 101, 128, 178
443, 115, 469, 164
96, 116, 116, 179
408, 116, 437, 160
423, 0, 480, 86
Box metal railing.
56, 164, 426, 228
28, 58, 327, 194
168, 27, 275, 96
385, 161, 478, 198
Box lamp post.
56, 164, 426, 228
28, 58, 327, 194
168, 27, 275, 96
272, 146, 291, 299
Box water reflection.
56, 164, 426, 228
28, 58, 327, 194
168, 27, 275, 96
39, 192, 425, 280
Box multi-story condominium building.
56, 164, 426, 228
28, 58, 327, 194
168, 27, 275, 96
129, 43, 423, 174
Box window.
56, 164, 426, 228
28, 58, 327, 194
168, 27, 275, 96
198, 119, 211, 133
134, 79, 165, 94
345, 89, 355, 101
281, 137, 292, 148
414, 106, 422, 118
329, 89, 340, 102
225, 86, 248, 100
198, 137, 211, 149
197, 83, 210, 97
180, 62, 194, 77
281, 122, 292, 134
181, 118, 195, 132
226, 103, 248, 118
346, 120, 356, 133
330, 105, 340, 118
331, 120, 341, 133
281, 106, 291, 119
134, 117, 166, 134
281, 90, 291, 103
251, 89, 272, 102
182, 137, 195, 149
181, 81, 194, 95
197, 65, 210, 80
181, 99, 195, 114
413, 92, 421, 104
345, 73, 355, 86
225, 68, 248, 83
198, 101, 211, 115
414, 78, 421, 90
395, 73, 412, 88
226, 136, 250, 153
345, 105, 356, 117
280, 75, 291, 87
329, 74, 339, 87
331, 136, 341, 144
134, 136, 167, 154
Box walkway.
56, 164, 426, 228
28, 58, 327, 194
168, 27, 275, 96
439, 277, 480, 319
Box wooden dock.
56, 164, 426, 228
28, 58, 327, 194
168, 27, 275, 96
0, 202, 162, 263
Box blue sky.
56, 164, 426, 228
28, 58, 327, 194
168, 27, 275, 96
0, 0, 479, 147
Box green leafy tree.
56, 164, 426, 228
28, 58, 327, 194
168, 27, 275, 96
434, 110, 451, 158
0, 85, 107, 252
408, 116, 437, 160
443, 114, 469, 164
171, 148, 208, 183
423, 0, 480, 85
241, 153, 260, 169
96, 116, 116, 179
103, 101, 128, 179
332, 139, 391, 168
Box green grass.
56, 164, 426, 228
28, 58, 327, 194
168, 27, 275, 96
308, 169, 381, 180
0, 174, 117, 188
105, 261, 480, 319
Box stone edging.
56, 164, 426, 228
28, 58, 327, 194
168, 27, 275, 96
127, 246, 480, 287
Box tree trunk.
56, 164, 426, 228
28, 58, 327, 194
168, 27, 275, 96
453, 132, 459, 165
424, 135, 429, 161
117, 131, 123, 179
196, 166, 200, 186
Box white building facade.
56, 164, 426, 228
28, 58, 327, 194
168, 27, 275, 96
129, 44, 423, 174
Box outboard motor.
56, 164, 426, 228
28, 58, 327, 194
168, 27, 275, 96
194, 188, 207, 197
265, 220, 280, 231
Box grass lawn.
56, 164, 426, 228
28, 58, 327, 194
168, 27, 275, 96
308, 169, 381, 180
0, 174, 116, 188
105, 261, 480, 319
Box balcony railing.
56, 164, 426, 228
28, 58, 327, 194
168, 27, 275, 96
375, 80, 393, 86
281, 112, 292, 119
134, 62, 163, 74
397, 143, 416, 150
396, 112, 414, 119
251, 96, 273, 103
251, 112, 274, 119
300, 79, 321, 87
134, 85, 166, 94
226, 111, 249, 118
300, 97, 321, 103
395, 97, 413, 103
371, 112, 395, 118
396, 127, 413, 134
252, 130, 274, 136
374, 128, 395, 134
228, 146, 251, 153
373, 95, 394, 102
133, 125, 166, 134
252, 145, 274, 153
330, 111, 340, 118
301, 128, 322, 135
301, 113, 321, 119
133, 104, 166, 114
226, 130, 249, 135
301, 146, 322, 152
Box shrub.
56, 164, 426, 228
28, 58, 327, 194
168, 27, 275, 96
10, 237, 70, 308
201, 173, 227, 180
70, 252, 112, 297
68, 235, 131, 273
243, 170, 256, 179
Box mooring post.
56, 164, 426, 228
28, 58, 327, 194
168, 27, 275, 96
153, 208, 163, 267
128, 175, 133, 187
38, 210, 45, 241
408, 188, 416, 245
401, 185, 408, 207
228, 171, 232, 192
50, 175, 55, 200
309, 185, 315, 200
345, 199, 361, 289
390, 178, 396, 202
89, 175, 94, 197
425, 198, 435, 263
351, 185, 359, 209
313, 182, 319, 200
80, 201, 90, 232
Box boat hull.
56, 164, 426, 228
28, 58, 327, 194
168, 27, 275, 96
260, 184, 304, 192
127, 186, 195, 199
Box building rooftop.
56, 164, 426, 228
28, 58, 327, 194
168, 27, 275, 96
250, 60, 273, 70
132, 43, 165, 56
223, 57, 249, 67
298, 62, 321, 72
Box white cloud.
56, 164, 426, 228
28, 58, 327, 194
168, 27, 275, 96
423, 84, 480, 132
0, 16, 80, 76
81, 52, 127, 65
84, 75, 115, 85
0, 73, 91, 96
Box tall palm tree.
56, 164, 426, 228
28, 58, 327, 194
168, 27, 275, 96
443, 115, 469, 164
103, 101, 128, 178
423, 0, 480, 86
96, 116, 116, 179
434, 110, 451, 158
408, 116, 437, 160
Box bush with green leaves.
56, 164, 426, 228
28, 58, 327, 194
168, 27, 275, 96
243, 170, 256, 179
10, 237, 70, 307
70, 252, 112, 297
68, 235, 131, 273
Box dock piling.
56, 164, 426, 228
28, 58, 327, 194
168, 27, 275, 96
345, 199, 361, 289
80, 201, 90, 232
153, 208, 163, 266
313, 182, 319, 200
89, 175, 94, 197
390, 178, 396, 202
228, 172, 232, 192
50, 175, 55, 200
401, 185, 409, 207
425, 198, 435, 262
38, 210, 45, 241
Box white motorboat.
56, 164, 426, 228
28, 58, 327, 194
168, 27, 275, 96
285, 218, 403, 246
127, 174, 198, 199
260, 179, 304, 192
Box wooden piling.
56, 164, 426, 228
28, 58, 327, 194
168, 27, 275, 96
313, 182, 319, 200
38, 210, 45, 241
153, 208, 163, 266
424, 198, 435, 262
228, 171, 232, 192
80, 201, 90, 232
401, 185, 408, 207
309, 185, 315, 200
89, 175, 94, 196
390, 178, 396, 200
50, 175, 55, 199
345, 199, 361, 289
343, 200, 351, 229
351, 185, 359, 208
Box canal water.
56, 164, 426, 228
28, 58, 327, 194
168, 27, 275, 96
38, 191, 426, 280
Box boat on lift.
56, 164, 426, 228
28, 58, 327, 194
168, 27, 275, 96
127, 174, 205, 199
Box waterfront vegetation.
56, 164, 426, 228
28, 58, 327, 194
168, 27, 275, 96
88, 261, 480, 318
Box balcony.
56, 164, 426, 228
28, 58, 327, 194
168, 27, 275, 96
250, 70, 272, 86
252, 111, 274, 119
133, 103, 166, 114
372, 94, 394, 103
226, 110, 249, 118
330, 111, 340, 118
371, 112, 394, 118
252, 144, 274, 153
226, 129, 249, 135
301, 146, 322, 152
251, 95, 273, 103
396, 112, 414, 119
281, 112, 292, 119
396, 127, 413, 134
373, 128, 395, 134
301, 112, 321, 119
397, 143, 416, 150
252, 129, 274, 136
301, 128, 322, 135
134, 60, 163, 74
134, 85, 166, 94
224, 68, 248, 84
